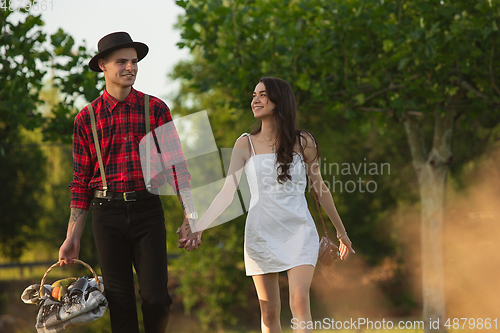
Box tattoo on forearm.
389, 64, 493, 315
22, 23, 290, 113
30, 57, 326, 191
69, 209, 84, 225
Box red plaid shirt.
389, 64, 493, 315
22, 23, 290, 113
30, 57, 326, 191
70, 87, 191, 210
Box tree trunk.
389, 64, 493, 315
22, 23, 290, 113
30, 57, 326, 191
418, 156, 447, 332
403, 106, 455, 332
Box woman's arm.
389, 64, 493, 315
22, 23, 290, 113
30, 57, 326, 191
302, 132, 355, 259
184, 136, 251, 234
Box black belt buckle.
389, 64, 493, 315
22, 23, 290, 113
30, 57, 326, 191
123, 191, 137, 202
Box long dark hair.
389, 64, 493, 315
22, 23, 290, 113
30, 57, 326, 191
250, 77, 319, 184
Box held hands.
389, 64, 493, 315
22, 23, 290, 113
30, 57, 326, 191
177, 217, 202, 251
337, 233, 355, 260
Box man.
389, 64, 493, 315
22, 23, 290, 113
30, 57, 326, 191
58, 31, 201, 333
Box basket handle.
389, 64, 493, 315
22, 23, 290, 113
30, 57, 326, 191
39, 259, 102, 296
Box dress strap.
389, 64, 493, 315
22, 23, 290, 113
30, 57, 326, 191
239, 133, 256, 156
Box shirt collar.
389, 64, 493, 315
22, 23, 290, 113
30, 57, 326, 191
102, 87, 137, 111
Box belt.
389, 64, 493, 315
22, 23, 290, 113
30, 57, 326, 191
94, 190, 157, 202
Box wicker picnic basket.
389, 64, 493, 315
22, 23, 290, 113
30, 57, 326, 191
21, 259, 108, 333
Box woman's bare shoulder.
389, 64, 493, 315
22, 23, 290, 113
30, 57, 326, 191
300, 130, 317, 148
234, 133, 251, 149
232, 134, 253, 161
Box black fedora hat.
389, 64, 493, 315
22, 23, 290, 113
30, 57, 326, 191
89, 32, 149, 72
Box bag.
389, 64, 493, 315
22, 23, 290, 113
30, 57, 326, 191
318, 236, 339, 266
21, 259, 108, 333
310, 190, 339, 266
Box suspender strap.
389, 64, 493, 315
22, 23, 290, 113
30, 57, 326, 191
144, 94, 151, 190
87, 94, 152, 195
87, 103, 108, 196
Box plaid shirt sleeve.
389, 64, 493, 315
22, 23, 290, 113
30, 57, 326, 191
69, 107, 94, 210
152, 97, 191, 193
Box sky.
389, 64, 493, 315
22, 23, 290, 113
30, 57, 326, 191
37, 0, 190, 106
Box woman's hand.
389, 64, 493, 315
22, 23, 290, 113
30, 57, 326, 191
338, 234, 355, 260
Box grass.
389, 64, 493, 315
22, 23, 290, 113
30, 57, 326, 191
2, 258, 430, 333
0, 265, 59, 281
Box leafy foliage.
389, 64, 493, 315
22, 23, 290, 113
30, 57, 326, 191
171, 0, 500, 328
0, 132, 46, 259
0, 11, 48, 143
44, 29, 104, 143
0, 9, 103, 259
0, 10, 49, 259
175, 0, 500, 114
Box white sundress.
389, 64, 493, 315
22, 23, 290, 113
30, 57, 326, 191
242, 133, 320, 276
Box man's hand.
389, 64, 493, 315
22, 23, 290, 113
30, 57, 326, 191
177, 218, 202, 251
59, 237, 80, 267
59, 208, 88, 266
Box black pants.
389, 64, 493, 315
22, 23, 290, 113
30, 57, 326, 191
92, 196, 172, 333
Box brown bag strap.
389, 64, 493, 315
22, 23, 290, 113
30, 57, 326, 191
309, 189, 337, 253
309, 190, 329, 238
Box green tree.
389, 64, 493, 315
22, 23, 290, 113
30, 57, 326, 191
44, 28, 104, 143
173, 0, 500, 330
0, 11, 48, 142
0, 132, 47, 259
0, 8, 102, 259
0, 10, 50, 259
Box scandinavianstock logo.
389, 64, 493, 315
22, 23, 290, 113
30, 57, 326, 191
138, 111, 389, 231
313, 157, 390, 194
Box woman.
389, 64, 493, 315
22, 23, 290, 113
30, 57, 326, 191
180, 77, 354, 332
